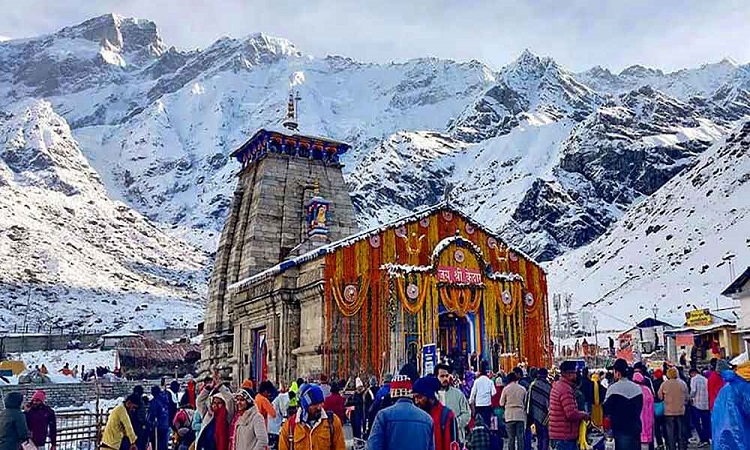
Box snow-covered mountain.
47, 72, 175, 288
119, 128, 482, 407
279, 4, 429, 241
547, 120, 750, 328
2, 14, 749, 330
0, 99, 207, 332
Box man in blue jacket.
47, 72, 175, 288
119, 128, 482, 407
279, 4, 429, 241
147, 386, 171, 450
367, 375, 434, 450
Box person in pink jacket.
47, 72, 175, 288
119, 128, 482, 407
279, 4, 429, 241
633, 373, 654, 449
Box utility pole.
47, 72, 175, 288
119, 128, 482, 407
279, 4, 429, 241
651, 305, 659, 319
722, 252, 736, 310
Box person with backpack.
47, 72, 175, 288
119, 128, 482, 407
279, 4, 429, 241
231, 388, 268, 450
173, 394, 197, 450
278, 384, 345, 450
367, 375, 433, 450
148, 386, 171, 450
413, 376, 458, 450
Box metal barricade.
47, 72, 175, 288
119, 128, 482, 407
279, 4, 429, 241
54, 408, 109, 450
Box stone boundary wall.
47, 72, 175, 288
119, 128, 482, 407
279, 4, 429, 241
1, 328, 198, 353
0, 381, 144, 410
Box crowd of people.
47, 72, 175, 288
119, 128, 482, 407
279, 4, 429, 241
1, 356, 749, 450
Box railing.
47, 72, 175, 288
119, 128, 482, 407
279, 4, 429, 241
54, 408, 108, 450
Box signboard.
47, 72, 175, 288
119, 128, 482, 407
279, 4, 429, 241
685, 309, 712, 327
675, 333, 695, 347
437, 266, 482, 284
616, 332, 635, 363
421, 344, 437, 376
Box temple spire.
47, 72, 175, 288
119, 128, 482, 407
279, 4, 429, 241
282, 90, 301, 131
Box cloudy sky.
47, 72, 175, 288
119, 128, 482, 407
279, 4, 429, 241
1, 0, 748, 72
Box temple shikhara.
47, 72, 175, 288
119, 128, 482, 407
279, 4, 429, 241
202, 94, 551, 384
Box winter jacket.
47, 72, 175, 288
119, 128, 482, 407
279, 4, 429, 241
428, 402, 458, 450
197, 384, 231, 418
525, 378, 552, 425
232, 407, 268, 450
269, 392, 290, 435
278, 409, 346, 450
548, 378, 587, 441
148, 392, 171, 430
603, 379, 642, 437
439, 386, 470, 443
707, 370, 724, 411
323, 393, 346, 422
711, 367, 750, 450
637, 384, 654, 443
25, 404, 57, 446
658, 378, 688, 416
500, 381, 527, 423
102, 403, 137, 450
367, 398, 434, 450
466, 414, 491, 450
0, 392, 29, 450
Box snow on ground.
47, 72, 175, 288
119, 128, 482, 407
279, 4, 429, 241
12, 349, 116, 374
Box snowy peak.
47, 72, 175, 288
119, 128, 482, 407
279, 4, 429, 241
56, 13, 166, 57
450, 50, 600, 142
0, 99, 104, 196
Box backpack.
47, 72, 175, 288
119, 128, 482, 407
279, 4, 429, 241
286, 410, 336, 450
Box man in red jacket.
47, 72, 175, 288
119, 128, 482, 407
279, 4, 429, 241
549, 361, 589, 450
413, 376, 459, 450
707, 358, 727, 411
323, 383, 347, 422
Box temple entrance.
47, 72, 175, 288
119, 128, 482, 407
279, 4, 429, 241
438, 312, 471, 359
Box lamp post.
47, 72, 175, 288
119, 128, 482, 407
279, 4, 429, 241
553, 294, 562, 360
593, 315, 599, 368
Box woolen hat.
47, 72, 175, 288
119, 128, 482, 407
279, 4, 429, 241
716, 359, 731, 372
234, 388, 254, 404
412, 376, 440, 399
299, 384, 325, 409
31, 390, 46, 403
389, 375, 413, 398
633, 373, 645, 384
355, 377, 364, 389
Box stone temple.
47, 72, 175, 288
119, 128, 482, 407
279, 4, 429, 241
201, 95, 551, 384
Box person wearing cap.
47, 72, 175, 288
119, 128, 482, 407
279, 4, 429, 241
603, 359, 643, 450
435, 363, 470, 446
345, 377, 367, 439
279, 383, 345, 450
525, 368, 552, 450
413, 376, 458, 450
549, 361, 589, 450
652, 369, 666, 450
367, 375, 434, 450
231, 388, 268, 450
101, 395, 141, 450
23, 389, 56, 450
658, 367, 688, 450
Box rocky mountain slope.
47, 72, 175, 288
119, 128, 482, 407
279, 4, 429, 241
0, 99, 207, 332
1, 14, 749, 329
547, 120, 750, 328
